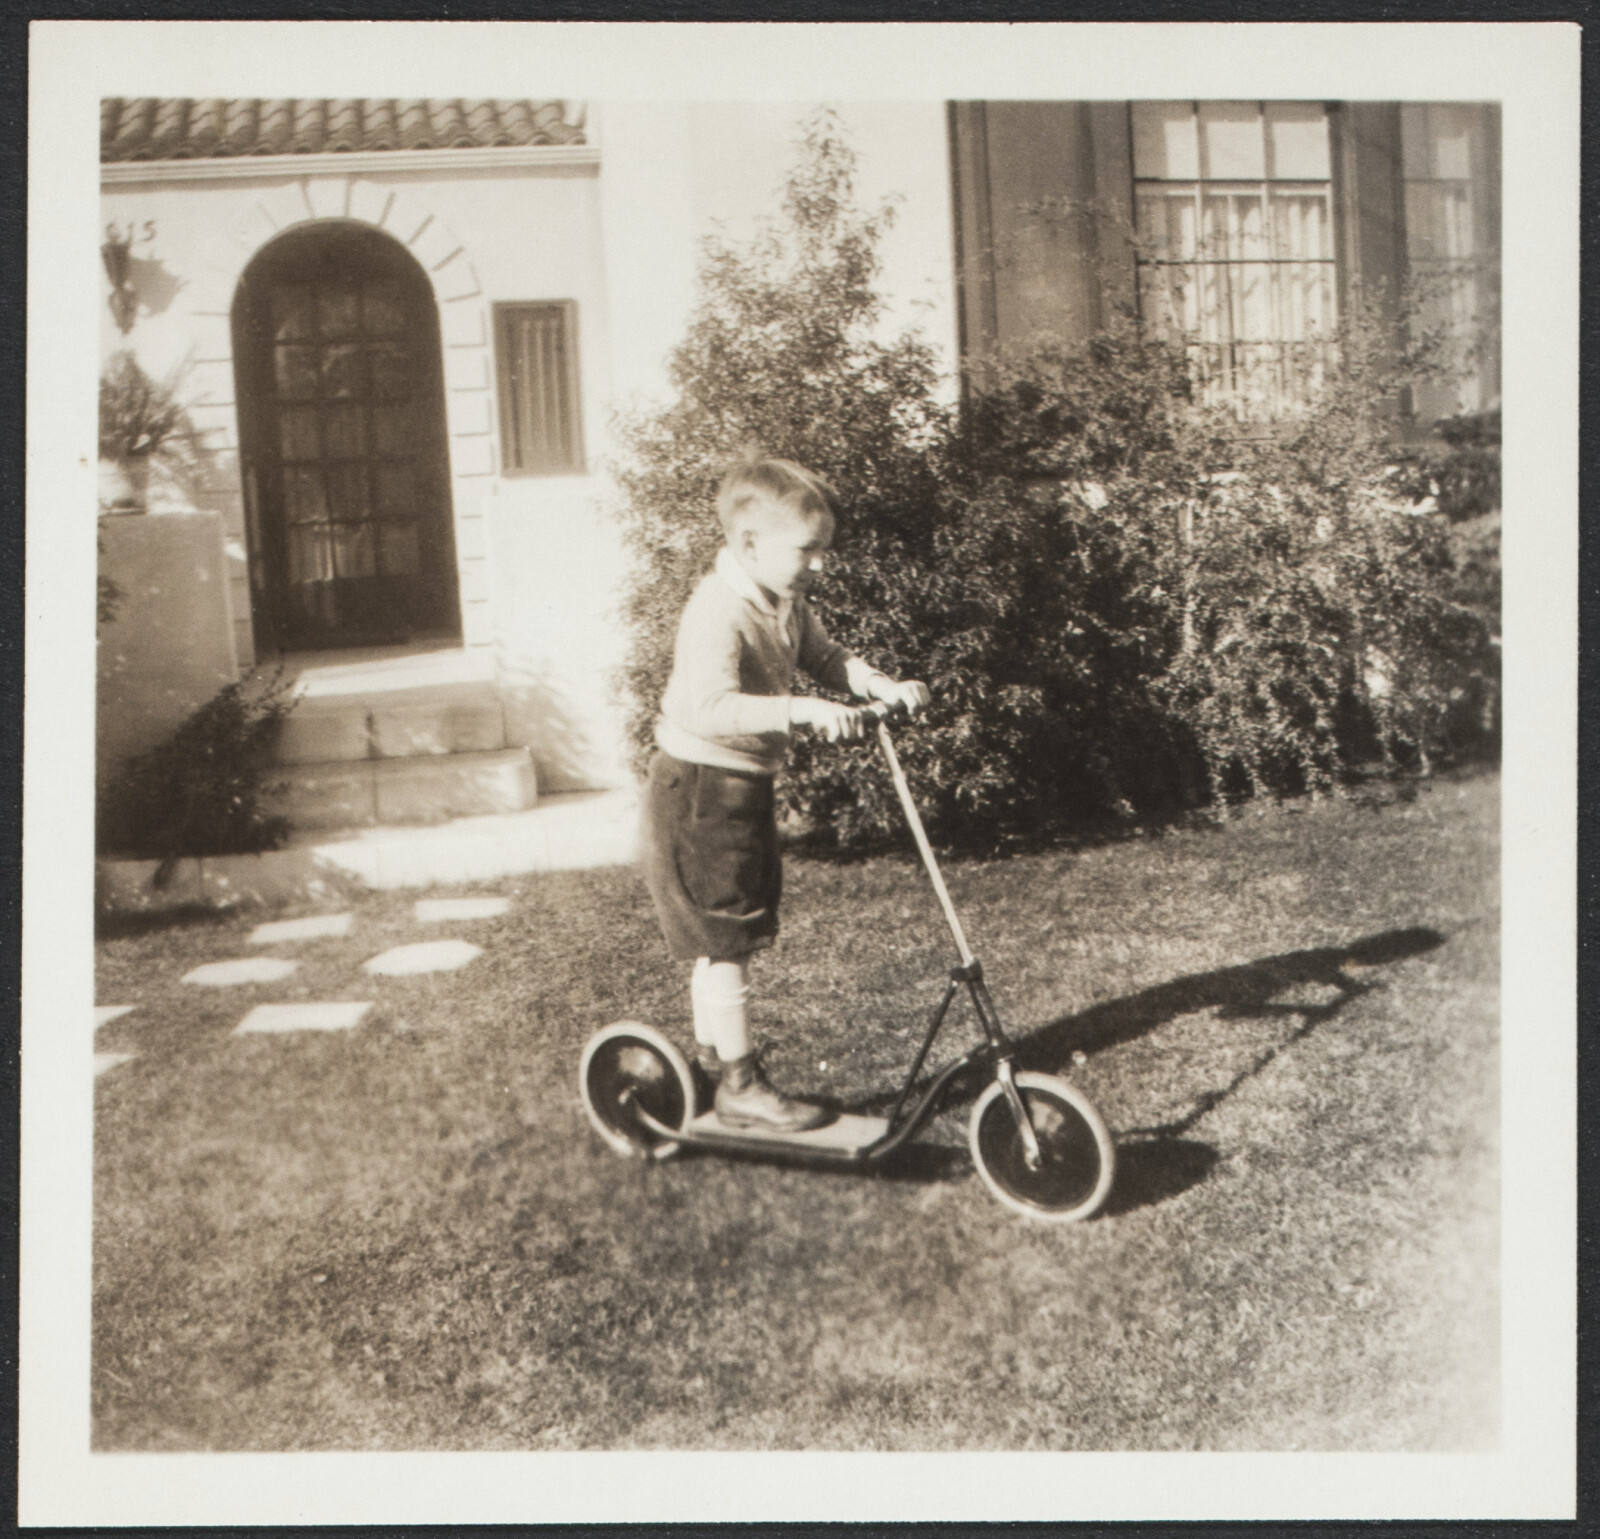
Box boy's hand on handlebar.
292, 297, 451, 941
792, 697, 867, 742
867, 677, 931, 716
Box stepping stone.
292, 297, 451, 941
248, 913, 353, 945
414, 897, 509, 923
234, 1001, 373, 1035
183, 957, 299, 987
95, 1053, 135, 1077
95, 1005, 135, 1029
363, 940, 482, 976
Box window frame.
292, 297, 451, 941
492, 299, 586, 478
1130, 100, 1340, 423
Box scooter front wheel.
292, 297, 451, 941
968, 1071, 1116, 1222
578, 1022, 697, 1161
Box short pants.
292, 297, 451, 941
641, 751, 781, 963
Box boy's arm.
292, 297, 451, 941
797, 604, 927, 710
796, 604, 879, 696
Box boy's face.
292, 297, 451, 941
736, 498, 834, 604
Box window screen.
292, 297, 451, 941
1132, 102, 1337, 421
494, 302, 584, 475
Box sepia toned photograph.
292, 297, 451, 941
23, 19, 1575, 1527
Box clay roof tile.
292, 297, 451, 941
100, 96, 585, 162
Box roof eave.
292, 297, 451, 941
101, 141, 600, 185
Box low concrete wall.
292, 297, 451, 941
98, 511, 239, 787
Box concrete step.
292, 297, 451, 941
266, 746, 537, 831
276, 682, 507, 765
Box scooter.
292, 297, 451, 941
578, 705, 1116, 1222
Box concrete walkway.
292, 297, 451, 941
97, 785, 640, 912
289, 786, 639, 888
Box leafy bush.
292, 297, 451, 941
97, 675, 297, 866
615, 114, 1498, 851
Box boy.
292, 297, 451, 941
641, 456, 930, 1132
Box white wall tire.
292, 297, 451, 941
578, 1021, 697, 1161
968, 1071, 1116, 1222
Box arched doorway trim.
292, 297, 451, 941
178, 174, 496, 667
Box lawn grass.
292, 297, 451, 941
93, 769, 1499, 1450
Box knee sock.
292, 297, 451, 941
690, 957, 752, 1064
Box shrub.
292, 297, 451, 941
97, 674, 297, 867
614, 115, 1499, 851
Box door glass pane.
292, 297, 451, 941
371, 403, 422, 457
317, 287, 362, 338
323, 403, 366, 459
279, 406, 320, 461
377, 522, 421, 576
271, 287, 315, 342
275, 345, 320, 400
372, 460, 419, 518
321, 343, 364, 398
287, 524, 334, 583
324, 462, 370, 522
362, 282, 408, 336
332, 522, 376, 580
368, 341, 412, 400
283, 464, 327, 524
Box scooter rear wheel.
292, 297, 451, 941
578, 1022, 697, 1161
968, 1071, 1115, 1222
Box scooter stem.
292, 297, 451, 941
875, 718, 975, 967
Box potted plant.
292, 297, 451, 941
98, 351, 191, 513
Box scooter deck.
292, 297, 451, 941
684, 1110, 891, 1156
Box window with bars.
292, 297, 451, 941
494, 301, 584, 476
1132, 101, 1337, 422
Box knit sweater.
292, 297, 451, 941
655, 547, 879, 774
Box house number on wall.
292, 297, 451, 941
102, 220, 158, 335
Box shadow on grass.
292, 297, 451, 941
1101, 1137, 1221, 1216
1018, 926, 1446, 1078
836, 926, 1445, 1211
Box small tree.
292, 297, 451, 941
615, 111, 950, 772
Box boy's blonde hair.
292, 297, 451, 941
715, 454, 836, 538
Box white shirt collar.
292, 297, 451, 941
715, 545, 791, 625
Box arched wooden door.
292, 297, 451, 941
233, 223, 461, 653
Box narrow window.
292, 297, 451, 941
1400, 104, 1500, 419
494, 301, 585, 475
1132, 101, 1337, 422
